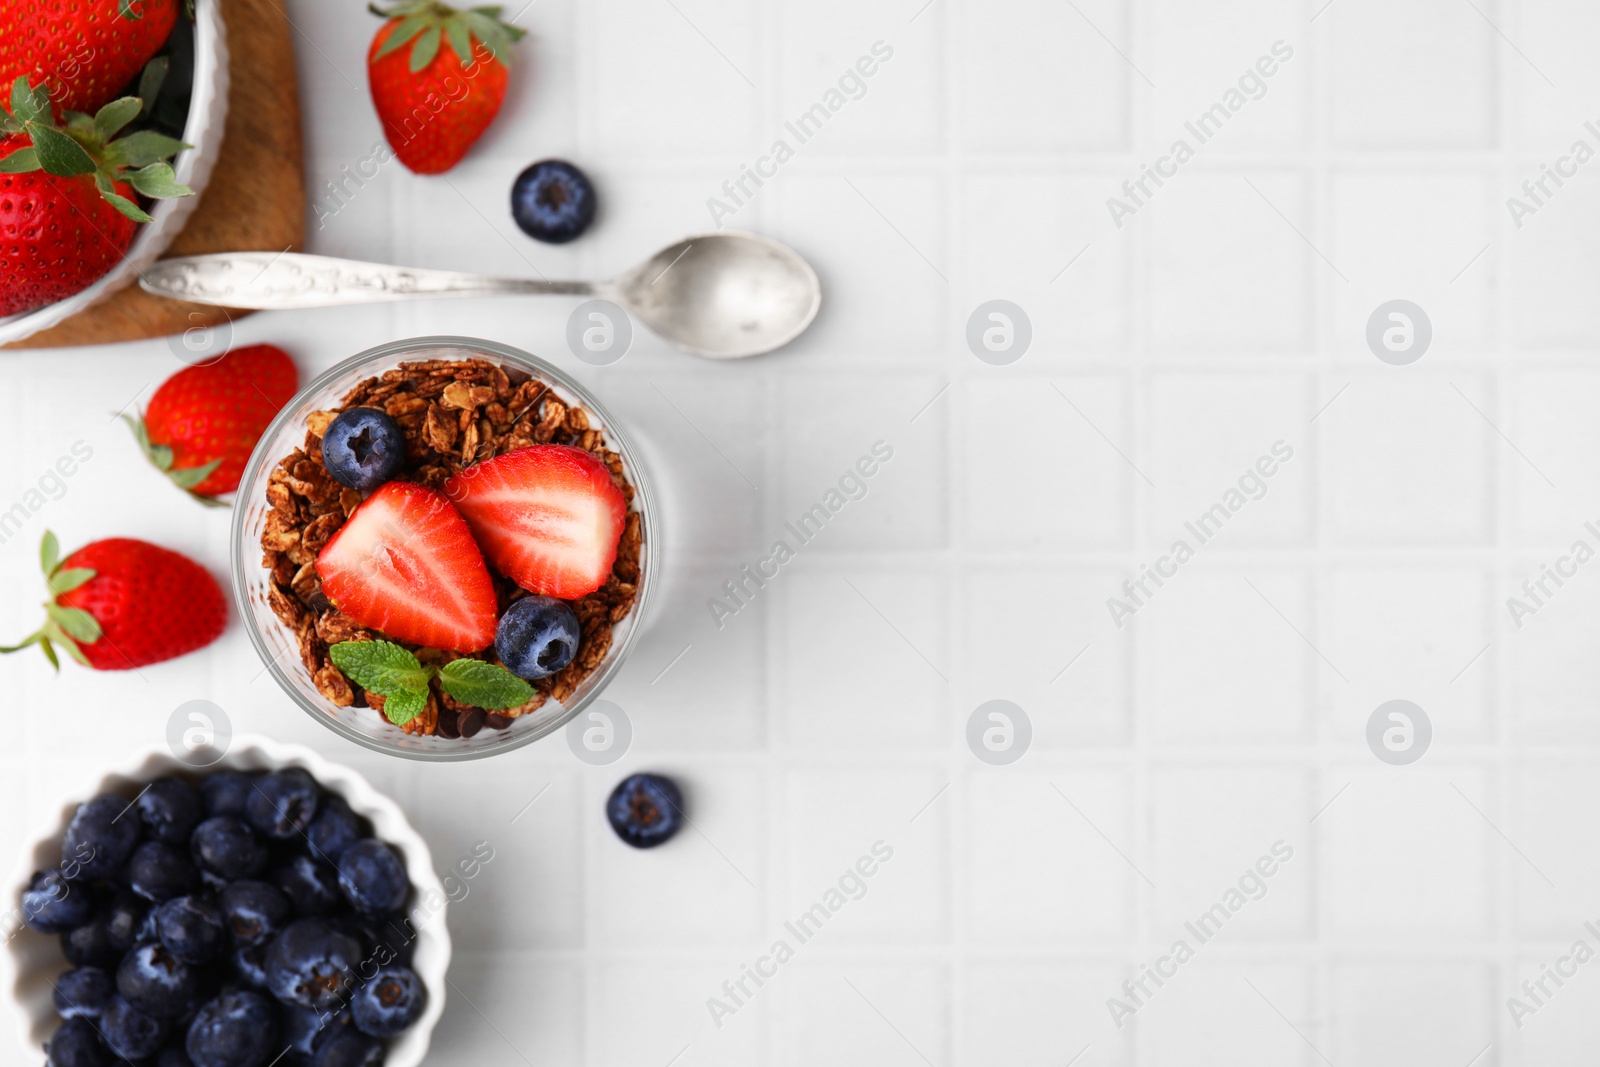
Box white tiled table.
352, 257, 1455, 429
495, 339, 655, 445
8, 0, 1600, 1063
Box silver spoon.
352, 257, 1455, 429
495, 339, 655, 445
139, 230, 822, 360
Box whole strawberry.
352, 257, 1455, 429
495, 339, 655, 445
2, 532, 226, 671
0, 78, 193, 316
367, 1, 525, 175
125, 345, 298, 502
0, 0, 180, 115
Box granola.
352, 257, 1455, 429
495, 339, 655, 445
260, 357, 643, 737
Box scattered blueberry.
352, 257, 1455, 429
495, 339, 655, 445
137, 779, 204, 846
312, 1028, 384, 1067
306, 796, 363, 865
351, 965, 426, 1037
53, 967, 116, 1020
190, 817, 267, 881
101, 994, 168, 1061
155, 896, 227, 964
199, 772, 258, 818
273, 854, 342, 916
185, 990, 279, 1067
127, 841, 198, 903
218, 881, 291, 947
605, 773, 684, 849
336, 840, 407, 915
45, 1015, 107, 1067
264, 918, 362, 1012
23, 869, 93, 933
511, 159, 597, 244
62, 794, 141, 880
117, 942, 199, 1019
245, 769, 320, 841
494, 595, 580, 680
321, 408, 405, 492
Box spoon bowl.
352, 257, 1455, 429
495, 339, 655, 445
140, 230, 823, 360
616, 232, 821, 360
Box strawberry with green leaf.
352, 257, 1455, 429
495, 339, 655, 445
0, 77, 193, 316
1, 531, 226, 671
0, 0, 181, 115
367, 1, 526, 175
330, 639, 535, 726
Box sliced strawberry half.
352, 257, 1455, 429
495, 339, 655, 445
315, 481, 497, 653
444, 445, 627, 600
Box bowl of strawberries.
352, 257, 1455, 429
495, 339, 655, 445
232, 337, 658, 761
0, 0, 229, 345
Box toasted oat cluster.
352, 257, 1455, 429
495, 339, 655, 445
260, 357, 642, 738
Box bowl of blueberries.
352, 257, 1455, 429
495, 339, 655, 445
4, 737, 449, 1067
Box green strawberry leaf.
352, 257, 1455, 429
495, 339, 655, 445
0, 146, 40, 173
10, 77, 41, 125
166, 459, 221, 491
445, 18, 474, 67
106, 131, 189, 170
93, 172, 151, 223
93, 98, 144, 142
39, 531, 59, 577
46, 604, 101, 644
48, 569, 95, 596
38, 636, 59, 671
137, 57, 168, 118
124, 161, 192, 200
27, 123, 95, 176
379, 688, 427, 727
410, 24, 443, 72
118, 0, 145, 20
50, 625, 89, 666
329, 640, 432, 698
437, 658, 535, 710
375, 13, 431, 60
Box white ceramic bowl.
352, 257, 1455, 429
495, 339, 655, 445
2, 736, 450, 1067
0, 0, 231, 346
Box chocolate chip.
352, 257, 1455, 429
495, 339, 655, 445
458, 709, 486, 738
484, 714, 514, 731
435, 706, 461, 740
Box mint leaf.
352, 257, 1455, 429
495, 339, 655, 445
379, 688, 427, 727
329, 640, 431, 697
437, 658, 535, 710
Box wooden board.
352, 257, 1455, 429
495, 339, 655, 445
7, 0, 305, 349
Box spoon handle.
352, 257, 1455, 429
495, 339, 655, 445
139, 253, 596, 309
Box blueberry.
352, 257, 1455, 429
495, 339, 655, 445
127, 841, 198, 903
53, 967, 115, 1019
351, 965, 426, 1037
510, 159, 597, 244
107, 891, 154, 951
312, 1029, 384, 1067
200, 773, 259, 818
494, 595, 580, 680
605, 773, 684, 849
321, 408, 405, 492
191, 818, 267, 881
334, 913, 415, 968
228, 944, 271, 993
23, 869, 94, 933
117, 942, 199, 1019
184, 991, 279, 1067
101, 994, 168, 1061
218, 881, 292, 947
60, 915, 116, 968
273, 854, 342, 917
282, 1005, 347, 1058
306, 796, 363, 865
335, 840, 407, 915
264, 919, 362, 1012
155, 896, 227, 964
45, 1015, 107, 1067
137, 780, 204, 846
62, 794, 142, 881
245, 769, 320, 842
